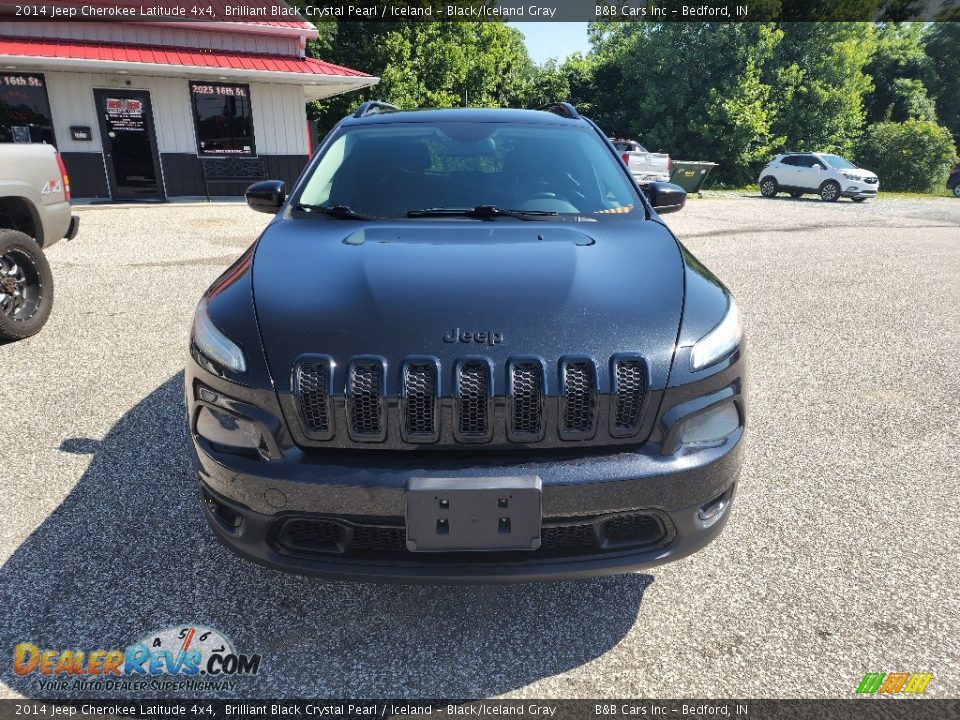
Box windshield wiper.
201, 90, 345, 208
295, 203, 370, 220
406, 205, 558, 221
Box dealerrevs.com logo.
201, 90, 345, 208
13, 625, 261, 693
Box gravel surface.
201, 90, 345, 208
1, 196, 958, 699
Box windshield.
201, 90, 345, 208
297, 121, 639, 218
820, 154, 857, 170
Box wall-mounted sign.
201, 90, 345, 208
70, 126, 92, 141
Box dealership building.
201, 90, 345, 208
0, 1, 378, 200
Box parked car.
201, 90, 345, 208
187, 102, 745, 583
610, 138, 671, 185
0, 143, 79, 341
759, 152, 879, 202
947, 162, 960, 198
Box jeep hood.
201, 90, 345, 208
252, 220, 684, 394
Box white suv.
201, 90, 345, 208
759, 152, 879, 202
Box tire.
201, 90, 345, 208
852, 197, 867, 203
790, 192, 803, 198
759, 176, 778, 198
953, 185, 960, 198
820, 180, 841, 202
0, 229, 54, 342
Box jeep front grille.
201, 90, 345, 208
509, 361, 544, 441
560, 359, 597, 439
456, 360, 491, 441
612, 359, 647, 436
294, 360, 332, 437
402, 360, 438, 441
347, 359, 385, 440
290, 354, 651, 448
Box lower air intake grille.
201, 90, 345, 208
348, 360, 384, 439
295, 362, 330, 434
403, 361, 438, 440
510, 362, 543, 439
561, 360, 596, 437
613, 360, 647, 435
457, 361, 491, 439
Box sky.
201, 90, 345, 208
511, 22, 591, 65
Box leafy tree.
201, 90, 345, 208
864, 23, 937, 123
768, 23, 876, 155
856, 119, 957, 191
925, 18, 960, 145
580, 23, 784, 184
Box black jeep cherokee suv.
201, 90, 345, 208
186, 102, 746, 582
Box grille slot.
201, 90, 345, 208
456, 360, 491, 441
402, 361, 438, 441
347, 359, 385, 440
560, 359, 596, 439
509, 361, 544, 441
294, 360, 332, 437
612, 359, 647, 436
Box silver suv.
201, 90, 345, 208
759, 152, 880, 202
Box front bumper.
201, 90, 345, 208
187, 325, 746, 583
841, 186, 878, 199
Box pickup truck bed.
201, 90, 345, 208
0, 143, 78, 248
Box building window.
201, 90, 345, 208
190, 82, 256, 156
0, 73, 55, 145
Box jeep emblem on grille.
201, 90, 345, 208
443, 327, 504, 346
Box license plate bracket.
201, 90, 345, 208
406, 476, 542, 552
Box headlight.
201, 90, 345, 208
196, 406, 261, 449
192, 298, 246, 372
690, 296, 742, 371
841, 172, 858, 180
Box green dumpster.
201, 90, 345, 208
669, 161, 718, 195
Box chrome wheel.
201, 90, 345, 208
820, 181, 840, 202
760, 177, 777, 197
954, 185, 960, 198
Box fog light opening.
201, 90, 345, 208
698, 490, 732, 528
203, 492, 242, 529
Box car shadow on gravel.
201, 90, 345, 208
0, 374, 651, 698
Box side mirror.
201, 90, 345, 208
245, 180, 285, 214
645, 182, 686, 214
813, 164, 824, 170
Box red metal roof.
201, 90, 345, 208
45, 0, 316, 31
0, 37, 370, 77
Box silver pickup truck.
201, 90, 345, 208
0, 143, 79, 340
611, 138, 671, 185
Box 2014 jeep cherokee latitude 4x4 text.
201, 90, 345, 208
186, 103, 746, 583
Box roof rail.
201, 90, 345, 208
353, 101, 400, 119
539, 102, 581, 120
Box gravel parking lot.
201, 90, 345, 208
1, 194, 958, 699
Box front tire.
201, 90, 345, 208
820, 181, 841, 202
0, 229, 54, 342
953, 185, 960, 198
760, 176, 778, 198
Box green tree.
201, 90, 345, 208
768, 23, 876, 155
925, 18, 960, 145
856, 119, 957, 191
580, 23, 783, 184
864, 23, 937, 123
